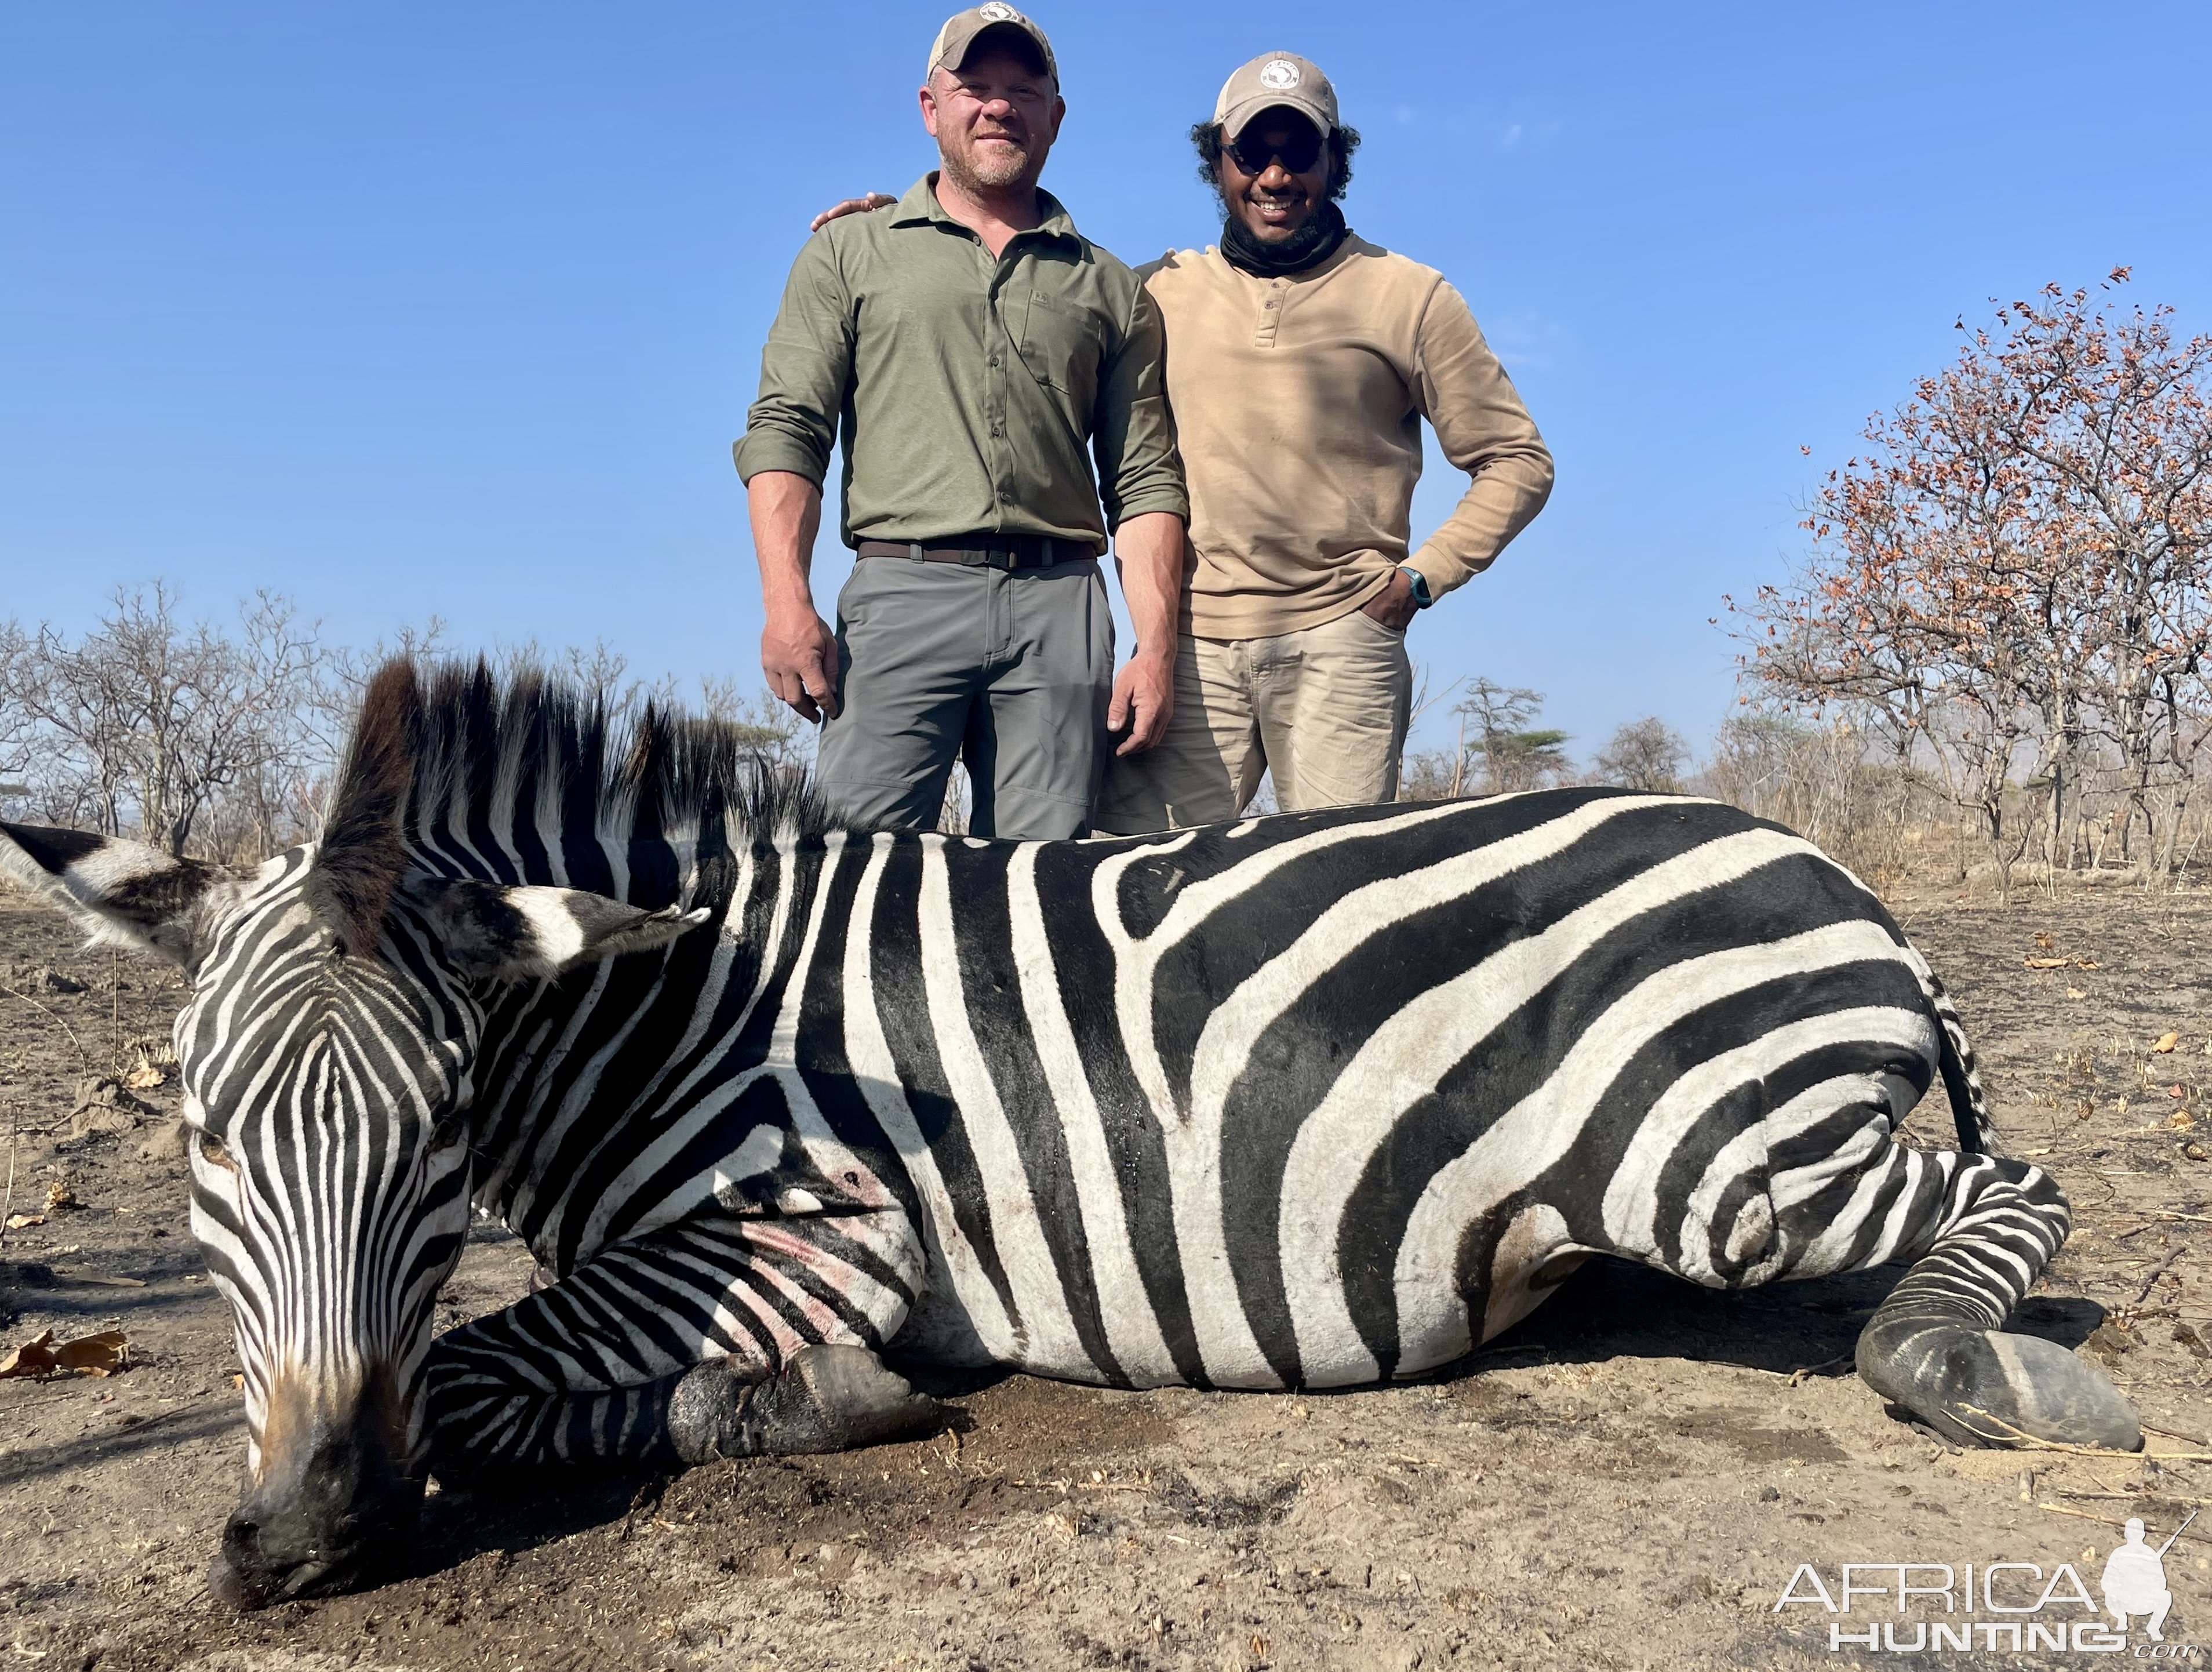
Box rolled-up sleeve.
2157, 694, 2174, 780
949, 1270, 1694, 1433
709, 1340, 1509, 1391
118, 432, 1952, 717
1090, 282, 1189, 531
1406, 281, 1555, 597
734, 232, 853, 488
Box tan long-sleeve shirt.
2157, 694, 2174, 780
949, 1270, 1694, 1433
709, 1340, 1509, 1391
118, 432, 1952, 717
1143, 235, 1554, 639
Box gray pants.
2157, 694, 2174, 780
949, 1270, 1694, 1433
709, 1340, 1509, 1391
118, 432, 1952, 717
816, 554, 1112, 839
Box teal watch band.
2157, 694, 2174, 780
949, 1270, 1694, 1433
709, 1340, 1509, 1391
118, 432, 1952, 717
1400, 568, 1434, 609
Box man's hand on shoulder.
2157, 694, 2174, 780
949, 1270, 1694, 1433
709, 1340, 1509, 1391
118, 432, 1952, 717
1360, 568, 1420, 633
810, 192, 897, 232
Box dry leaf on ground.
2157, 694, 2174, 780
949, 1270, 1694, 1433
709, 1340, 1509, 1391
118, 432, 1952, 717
0, 1328, 128, 1379
45, 1181, 79, 1211
2156, 1032, 2182, 1054
0, 1330, 56, 1376
123, 1062, 166, 1090
4, 1212, 44, 1230
2025, 956, 2070, 969
53, 1331, 128, 1374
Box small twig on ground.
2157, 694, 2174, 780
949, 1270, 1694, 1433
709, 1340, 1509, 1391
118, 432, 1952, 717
1, 1096, 17, 1251
2060, 1486, 2212, 1509
0, 983, 89, 1071
2036, 1500, 2212, 1547
2136, 1246, 2191, 1306
1788, 1353, 1854, 1386
2144, 1422, 2212, 1446
1957, 1405, 2212, 1461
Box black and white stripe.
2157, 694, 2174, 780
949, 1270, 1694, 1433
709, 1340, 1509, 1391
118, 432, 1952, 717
0, 657, 2136, 1504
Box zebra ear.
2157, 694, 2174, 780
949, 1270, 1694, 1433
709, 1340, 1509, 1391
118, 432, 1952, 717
0, 822, 245, 966
407, 878, 711, 982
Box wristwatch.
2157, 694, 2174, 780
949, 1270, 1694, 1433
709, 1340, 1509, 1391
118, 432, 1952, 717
1399, 568, 1434, 609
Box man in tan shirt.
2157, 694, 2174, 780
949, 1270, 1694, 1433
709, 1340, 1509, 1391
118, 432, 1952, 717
1096, 50, 1554, 828
813, 48, 1553, 827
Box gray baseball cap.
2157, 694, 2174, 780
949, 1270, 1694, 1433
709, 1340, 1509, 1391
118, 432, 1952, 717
1213, 51, 1338, 140
927, 5, 1059, 87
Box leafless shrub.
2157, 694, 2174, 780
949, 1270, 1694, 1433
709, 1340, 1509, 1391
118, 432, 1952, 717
1694, 709, 1947, 886
1595, 717, 1690, 793
0, 595, 809, 862
0, 584, 342, 859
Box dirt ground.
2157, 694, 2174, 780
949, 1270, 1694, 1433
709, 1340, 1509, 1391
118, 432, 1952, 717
7, 874, 2212, 1671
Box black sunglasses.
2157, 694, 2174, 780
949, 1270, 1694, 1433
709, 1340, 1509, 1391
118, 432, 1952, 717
1226, 124, 1324, 176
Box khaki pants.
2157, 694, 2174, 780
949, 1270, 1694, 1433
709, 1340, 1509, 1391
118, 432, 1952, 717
1095, 608, 1412, 834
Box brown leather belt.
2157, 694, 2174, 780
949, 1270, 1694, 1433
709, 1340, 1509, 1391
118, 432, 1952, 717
856, 535, 1096, 571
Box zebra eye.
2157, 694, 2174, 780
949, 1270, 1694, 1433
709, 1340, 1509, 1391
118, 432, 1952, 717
196, 1129, 238, 1172
427, 1114, 469, 1155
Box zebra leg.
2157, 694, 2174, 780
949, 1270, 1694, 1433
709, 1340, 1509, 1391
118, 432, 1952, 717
1851, 1154, 2139, 1450
424, 1209, 939, 1471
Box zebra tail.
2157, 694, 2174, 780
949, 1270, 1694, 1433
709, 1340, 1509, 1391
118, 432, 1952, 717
1922, 965, 2003, 1158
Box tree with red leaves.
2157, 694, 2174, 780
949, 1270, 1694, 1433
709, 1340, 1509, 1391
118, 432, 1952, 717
1736, 271, 2212, 900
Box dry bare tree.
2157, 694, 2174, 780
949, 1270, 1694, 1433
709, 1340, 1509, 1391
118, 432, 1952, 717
0, 584, 340, 857
1595, 717, 1689, 792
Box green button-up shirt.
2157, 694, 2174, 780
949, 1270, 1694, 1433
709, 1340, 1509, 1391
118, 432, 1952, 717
735, 175, 1187, 552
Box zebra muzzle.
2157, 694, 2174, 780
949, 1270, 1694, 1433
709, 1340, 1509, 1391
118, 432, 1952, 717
210, 1372, 424, 1609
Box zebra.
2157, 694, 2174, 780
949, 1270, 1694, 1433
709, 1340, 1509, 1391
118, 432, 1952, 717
0, 658, 2137, 1609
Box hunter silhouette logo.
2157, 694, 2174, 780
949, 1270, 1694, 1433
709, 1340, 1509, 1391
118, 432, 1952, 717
2104, 1513, 2193, 1640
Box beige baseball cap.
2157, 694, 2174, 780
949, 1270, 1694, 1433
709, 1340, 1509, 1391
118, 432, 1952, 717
927, 5, 1058, 88
1213, 51, 1338, 140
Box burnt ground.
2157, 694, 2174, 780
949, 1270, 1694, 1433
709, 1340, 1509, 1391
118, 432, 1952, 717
6, 877, 2212, 1670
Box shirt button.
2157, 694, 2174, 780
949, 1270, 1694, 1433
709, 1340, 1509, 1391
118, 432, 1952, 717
1264, 300, 1278, 310
989, 356, 1000, 368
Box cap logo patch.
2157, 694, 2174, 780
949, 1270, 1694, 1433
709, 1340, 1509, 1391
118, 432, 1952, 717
977, 2, 1019, 20
1258, 59, 1301, 90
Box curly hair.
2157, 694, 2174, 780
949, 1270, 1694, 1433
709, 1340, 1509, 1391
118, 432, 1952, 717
1190, 117, 1360, 202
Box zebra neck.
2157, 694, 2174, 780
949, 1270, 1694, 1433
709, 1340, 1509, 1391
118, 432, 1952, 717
464, 833, 835, 1261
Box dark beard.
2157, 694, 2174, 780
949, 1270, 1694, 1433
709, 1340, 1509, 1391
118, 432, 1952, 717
1220, 200, 1348, 278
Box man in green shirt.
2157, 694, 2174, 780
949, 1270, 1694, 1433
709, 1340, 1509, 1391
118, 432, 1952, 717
736, 5, 1188, 839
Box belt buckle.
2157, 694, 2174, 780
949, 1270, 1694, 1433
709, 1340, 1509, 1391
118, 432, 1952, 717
984, 546, 1019, 572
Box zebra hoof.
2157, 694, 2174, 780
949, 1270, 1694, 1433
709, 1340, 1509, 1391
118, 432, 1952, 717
667, 1346, 940, 1464
747, 1344, 943, 1455
1857, 1322, 2141, 1451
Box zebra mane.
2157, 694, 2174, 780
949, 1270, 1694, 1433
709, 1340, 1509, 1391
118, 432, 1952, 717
308, 657, 841, 937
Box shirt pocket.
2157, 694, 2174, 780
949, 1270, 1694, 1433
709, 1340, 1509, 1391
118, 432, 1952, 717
1015, 290, 1108, 413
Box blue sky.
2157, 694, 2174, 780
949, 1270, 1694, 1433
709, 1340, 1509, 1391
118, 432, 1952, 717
5, 1, 2209, 765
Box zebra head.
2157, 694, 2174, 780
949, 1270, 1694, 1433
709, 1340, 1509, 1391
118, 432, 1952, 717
0, 663, 707, 1608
